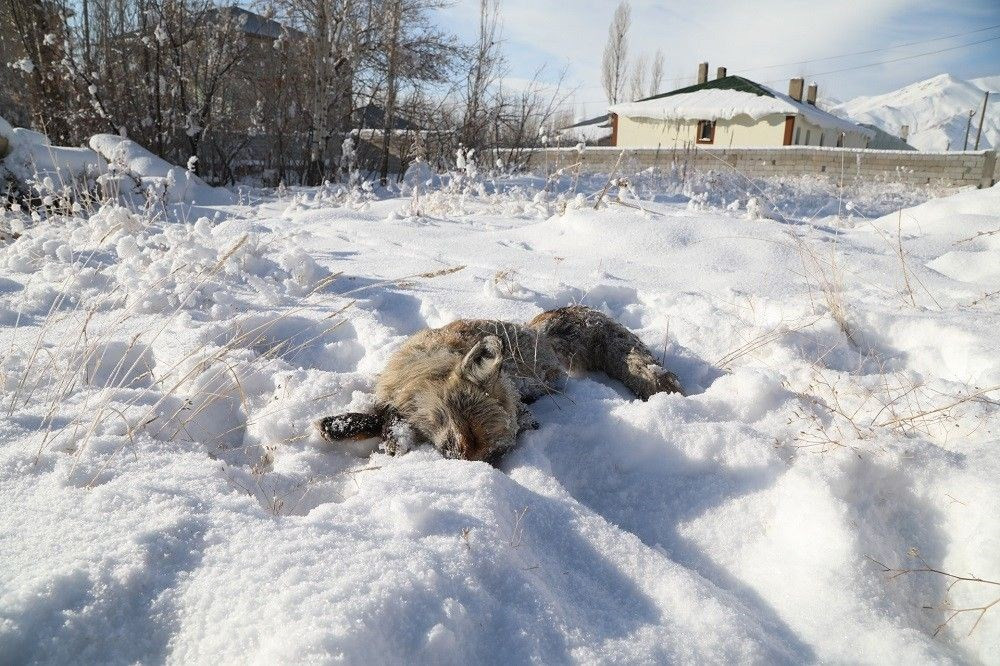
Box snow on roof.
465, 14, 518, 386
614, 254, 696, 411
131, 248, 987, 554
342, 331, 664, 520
859, 123, 915, 151
610, 76, 873, 137
208, 6, 304, 40
558, 114, 613, 142
356, 104, 420, 131
563, 114, 611, 130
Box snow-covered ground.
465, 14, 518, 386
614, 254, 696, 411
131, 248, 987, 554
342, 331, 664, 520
832, 73, 999, 152
1, 168, 999, 664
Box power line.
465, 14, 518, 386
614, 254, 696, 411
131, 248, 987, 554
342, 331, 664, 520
735, 22, 1000, 73
563, 24, 1000, 106
763, 34, 1000, 83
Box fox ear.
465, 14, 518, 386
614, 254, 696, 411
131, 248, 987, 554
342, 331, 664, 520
459, 335, 503, 385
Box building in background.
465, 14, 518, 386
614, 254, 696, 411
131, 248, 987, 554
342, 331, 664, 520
608, 64, 874, 150
860, 123, 916, 150
558, 114, 615, 145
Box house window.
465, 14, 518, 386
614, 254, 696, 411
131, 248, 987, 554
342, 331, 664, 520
819, 133, 824, 147
836, 133, 844, 147
696, 120, 715, 144
795, 128, 801, 144
805, 130, 811, 145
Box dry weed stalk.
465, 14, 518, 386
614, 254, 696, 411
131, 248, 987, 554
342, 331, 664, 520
968, 289, 1000, 308
786, 349, 999, 455
862, 213, 940, 310
491, 267, 522, 298
787, 232, 858, 348
2, 230, 466, 489
715, 315, 823, 369
507, 506, 530, 549
593, 152, 625, 209
954, 227, 1000, 245
867, 554, 1000, 637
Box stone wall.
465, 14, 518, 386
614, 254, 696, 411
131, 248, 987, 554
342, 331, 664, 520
520, 146, 998, 189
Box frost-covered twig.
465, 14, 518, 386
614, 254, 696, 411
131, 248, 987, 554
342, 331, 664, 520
593, 152, 625, 210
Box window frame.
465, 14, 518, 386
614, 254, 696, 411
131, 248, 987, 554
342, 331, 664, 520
696, 120, 716, 144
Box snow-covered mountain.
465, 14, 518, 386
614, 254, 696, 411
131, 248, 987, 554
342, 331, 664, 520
831, 73, 998, 151
970, 75, 1000, 92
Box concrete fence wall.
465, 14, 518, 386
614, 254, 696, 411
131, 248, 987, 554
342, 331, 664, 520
520, 146, 998, 189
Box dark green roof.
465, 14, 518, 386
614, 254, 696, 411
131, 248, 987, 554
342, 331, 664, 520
565, 113, 611, 129
638, 75, 775, 103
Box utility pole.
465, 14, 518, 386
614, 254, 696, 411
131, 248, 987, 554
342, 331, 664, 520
963, 109, 975, 150
973, 91, 989, 151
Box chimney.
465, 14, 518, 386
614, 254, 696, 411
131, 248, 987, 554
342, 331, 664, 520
806, 83, 818, 105
788, 77, 804, 102
900, 125, 910, 142
697, 62, 708, 85
716, 66, 727, 80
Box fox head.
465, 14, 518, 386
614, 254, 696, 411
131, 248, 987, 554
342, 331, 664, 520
408, 335, 519, 460
318, 335, 519, 461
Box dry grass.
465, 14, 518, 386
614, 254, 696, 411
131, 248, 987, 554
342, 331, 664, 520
491, 266, 522, 298
715, 314, 823, 370
790, 233, 858, 348
868, 553, 1000, 638
783, 349, 999, 457
0, 191, 466, 494
862, 212, 941, 310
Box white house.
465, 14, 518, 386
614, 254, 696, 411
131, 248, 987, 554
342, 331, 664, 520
608, 65, 874, 150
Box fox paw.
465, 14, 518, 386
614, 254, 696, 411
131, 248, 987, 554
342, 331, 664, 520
517, 404, 540, 433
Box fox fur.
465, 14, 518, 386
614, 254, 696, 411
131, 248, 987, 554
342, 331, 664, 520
317, 305, 682, 462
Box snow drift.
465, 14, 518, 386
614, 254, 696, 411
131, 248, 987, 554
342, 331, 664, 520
0, 119, 107, 194
0, 118, 234, 207
1, 172, 998, 664
89, 134, 235, 206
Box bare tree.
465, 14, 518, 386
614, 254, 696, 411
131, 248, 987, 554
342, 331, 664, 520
157, 5, 251, 171
628, 53, 646, 101
296, 0, 359, 184
1, 0, 77, 142
0, 0, 486, 185
495, 65, 572, 167
648, 49, 664, 97
461, 0, 502, 149
361, 0, 459, 178
0, 0, 34, 127
600, 0, 630, 105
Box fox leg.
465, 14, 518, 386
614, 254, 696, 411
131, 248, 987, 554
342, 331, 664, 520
316, 406, 416, 455
517, 402, 540, 434
528, 305, 683, 399
317, 413, 382, 441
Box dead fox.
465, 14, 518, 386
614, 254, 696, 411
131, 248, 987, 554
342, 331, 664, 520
317, 305, 682, 462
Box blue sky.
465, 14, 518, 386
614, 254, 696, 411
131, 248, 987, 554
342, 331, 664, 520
434, 0, 1000, 117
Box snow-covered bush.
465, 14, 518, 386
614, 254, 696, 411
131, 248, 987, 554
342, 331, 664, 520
90, 134, 235, 206
1, 121, 108, 206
